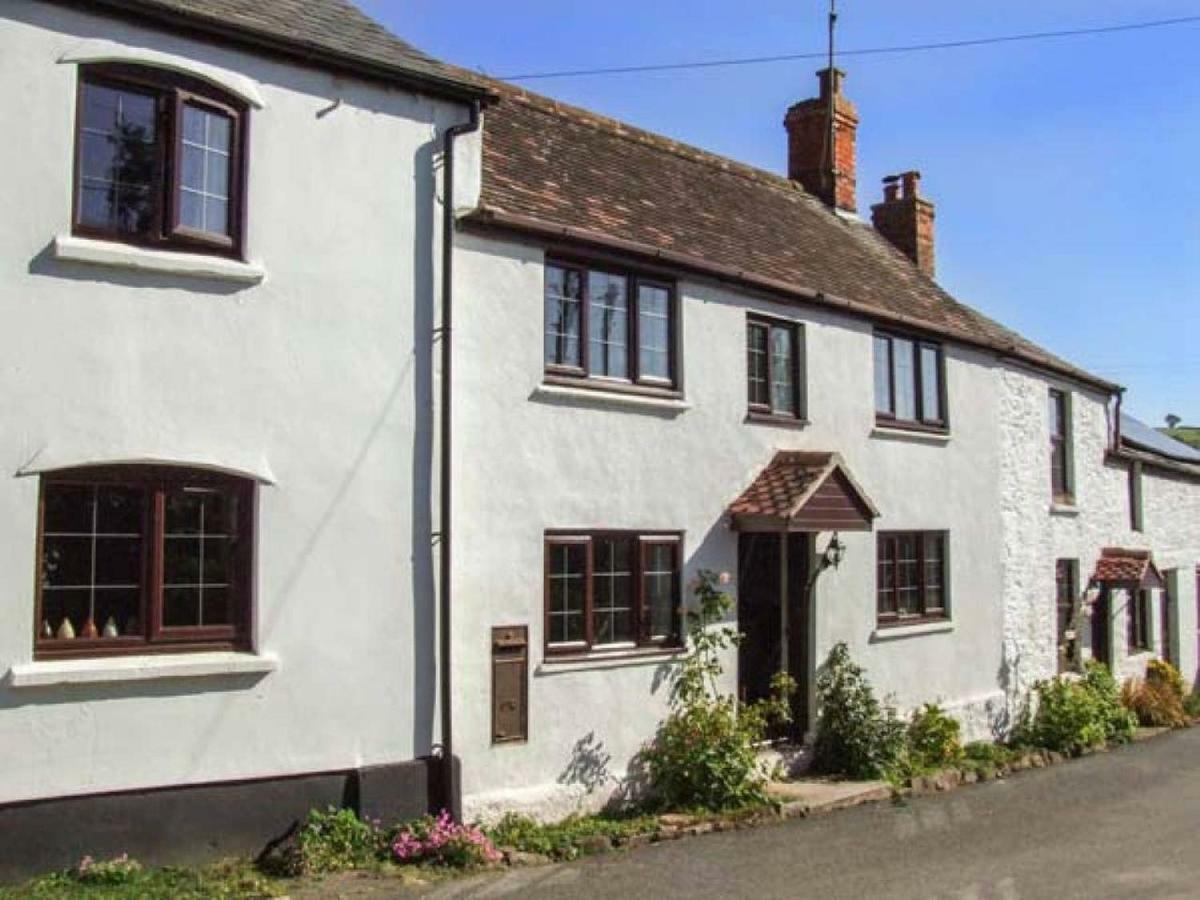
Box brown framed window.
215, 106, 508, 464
544, 532, 681, 654
1128, 460, 1144, 532
876, 531, 948, 625
1128, 588, 1152, 652
1048, 388, 1073, 502
544, 260, 677, 391
747, 315, 803, 419
873, 331, 946, 430
73, 64, 248, 257
36, 467, 254, 659
1055, 559, 1078, 672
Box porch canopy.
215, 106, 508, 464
729, 451, 878, 533
1090, 547, 1165, 589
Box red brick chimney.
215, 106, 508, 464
784, 67, 858, 213
870, 171, 936, 278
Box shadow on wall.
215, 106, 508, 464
27, 242, 253, 298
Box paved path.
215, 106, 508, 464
417, 728, 1200, 900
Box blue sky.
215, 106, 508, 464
365, 1, 1200, 425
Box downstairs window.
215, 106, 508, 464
544, 532, 681, 654
36, 467, 254, 658
876, 531, 948, 626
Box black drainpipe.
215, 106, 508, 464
437, 100, 481, 819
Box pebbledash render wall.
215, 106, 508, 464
1000, 368, 1200, 700
0, 0, 480, 818
452, 229, 1016, 821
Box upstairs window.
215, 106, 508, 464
873, 331, 945, 430
544, 532, 681, 654
74, 64, 247, 257
876, 531, 948, 626
36, 467, 254, 658
1048, 389, 1074, 502
544, 260, 677, 392
747, 315, 804, 420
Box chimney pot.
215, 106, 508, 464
871, 171, 936, 279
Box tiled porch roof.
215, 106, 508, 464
729, 451, 877, 532
1091, 548, 1165, 588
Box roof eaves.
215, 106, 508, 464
49, 0, 496, 104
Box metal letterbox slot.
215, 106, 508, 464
491, 625, 528, 744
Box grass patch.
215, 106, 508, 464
486, 812, 661, 860
0, 859, 284, 900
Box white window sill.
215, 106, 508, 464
53, 235, 266, 285
870, 619, 954, 642
530, 382, 691, 415
536, 647, 685, 675
1049, 502, 1080, 517
5, 651, 278, 688
869, 425, 951, 445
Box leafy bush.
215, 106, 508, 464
18, 860, 282, 899
1147, 659, 1186, 699
906, 703, 963, 770
73, 853, 143, 885
1025, 662, 1134, 755
275, 807, 387, 876
1184, 692, 1200, 719
640, 571, 795, 812
486, 812, 659, 861
1082, 660, 1137, 744
810, 643, 906, 780
1122, 677, 1188, 728
962, 741, 1014, 766
392, 810, 501, 868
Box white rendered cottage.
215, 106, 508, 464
449, 75, 1200, 819
0, 0, 490, 880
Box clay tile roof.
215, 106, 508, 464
1091, 548, 1164, 587
729, 451, 877, 531
69, 0, 489, 99
472, 83, 1116, 392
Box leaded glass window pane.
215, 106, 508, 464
747, 322, 769, 407
873, 335, 892, 414
638, 284, 671, 381
769, 326, 795, 414
587, 272, 629, 379
179, 104, 233, 237
592, 537, 634, 644
78, 82, 158, 236
544, 265, 583, 368
920, 345, 941, 423
547, 542, 586, 644
893, 338, 916, 422
643, 543, 676, 639
162, 486, 239, 628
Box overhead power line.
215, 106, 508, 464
498, 14, 1200, 81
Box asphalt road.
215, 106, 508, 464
425, 728, 1200, 900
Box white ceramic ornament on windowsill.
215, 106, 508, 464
103, 616, 119, 638
41, 620, 52, 639
57, 618, 75, 640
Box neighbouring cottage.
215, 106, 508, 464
451, 76, 1200, 818
1, 0, 1198, 880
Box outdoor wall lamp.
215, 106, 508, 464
820, 533, 846, 571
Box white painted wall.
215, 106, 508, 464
452, 230, 1012, 819
998, 367, 1200, 702
0, 2, 470, 804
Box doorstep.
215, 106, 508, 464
767, 778, 893, 818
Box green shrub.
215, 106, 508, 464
277, 807, 387, 876
390, 811, 501, 867
73, 853, 143, 885
486, 812, 659, 861
1122, 677, 1188, 728
810, 643, 906, 780
1184, 692, 1200, 719
1025, 662, 1134, 755
962, 741, 1014, 766
1082, 661, 1136, 744
906, 703, 963, 770
640, 571, 795, 812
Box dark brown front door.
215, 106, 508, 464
736, 532, 809, 736
1161, 588, 1173, 667
1092, 587, 1112, 667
